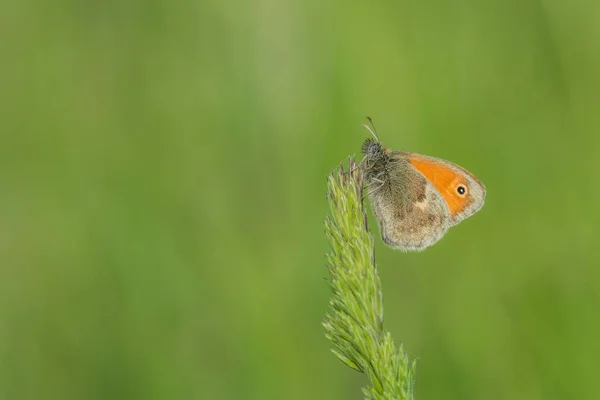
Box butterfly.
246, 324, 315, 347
361, 118, 486, 251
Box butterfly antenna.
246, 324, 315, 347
362, 116, 381, 142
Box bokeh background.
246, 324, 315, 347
2, 0, 599, 399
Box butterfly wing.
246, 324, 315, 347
366, 155, 452, 251
403, 152, 486, 226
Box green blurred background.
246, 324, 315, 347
1, 0, 599, 399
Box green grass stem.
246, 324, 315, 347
323, 158, 416, 400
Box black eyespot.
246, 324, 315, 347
457, 185, 466, 195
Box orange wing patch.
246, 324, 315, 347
407, 155, 473, 218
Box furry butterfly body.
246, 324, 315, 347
362, 137, 486, 251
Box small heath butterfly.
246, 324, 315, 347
361, 118, 486, 251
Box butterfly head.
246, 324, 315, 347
361, 138, 383, 157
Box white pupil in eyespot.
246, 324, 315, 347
457, 186, 466, 195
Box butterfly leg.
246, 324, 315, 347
363, 178, 385, 199
349, 154, 369, 173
